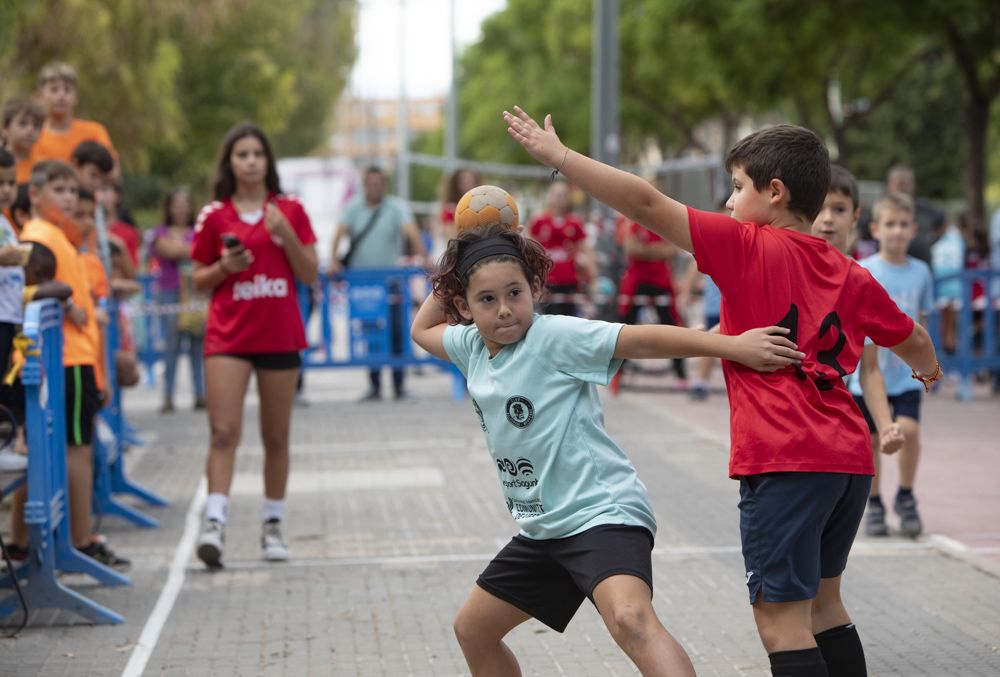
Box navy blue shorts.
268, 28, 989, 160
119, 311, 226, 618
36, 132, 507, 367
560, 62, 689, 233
705, 314, 720, 331
853, 390, 922, 433
738, 472, 871, 604
477, 524, 654, 632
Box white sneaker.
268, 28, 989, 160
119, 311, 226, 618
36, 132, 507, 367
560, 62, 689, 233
0, 448, 27, 472
261, 519, 289, 561
196, 519, 225, 568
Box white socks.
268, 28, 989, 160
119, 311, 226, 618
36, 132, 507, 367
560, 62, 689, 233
205, 493, 229, 524
205, 494, 285, 523
262, 498, 285, 523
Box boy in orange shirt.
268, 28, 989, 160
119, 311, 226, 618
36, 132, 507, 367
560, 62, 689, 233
1, 97, 45, 184
30, 63, 117, 175
13, 160, 128, 568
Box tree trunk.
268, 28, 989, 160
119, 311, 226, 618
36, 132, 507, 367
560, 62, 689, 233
964, 97, 988, 233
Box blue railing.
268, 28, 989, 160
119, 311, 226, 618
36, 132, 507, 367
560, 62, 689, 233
0, 300, 129, 625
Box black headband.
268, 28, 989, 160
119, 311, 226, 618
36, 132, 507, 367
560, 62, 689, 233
456, 237, 524, 278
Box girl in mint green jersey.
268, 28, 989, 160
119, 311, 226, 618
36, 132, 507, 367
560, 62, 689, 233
412, 224, 803, 676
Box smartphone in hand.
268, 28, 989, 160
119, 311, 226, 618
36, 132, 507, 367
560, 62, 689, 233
220, 233, 242, 250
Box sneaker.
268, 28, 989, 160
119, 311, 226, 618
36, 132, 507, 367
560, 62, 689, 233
0, 448, 27, 472
79, 540, 131, 570
2, 543, 27, 562
159, 401, 175, 415
358, 389, 381, 403
261, 519, 289, 561
688, 383, 708, 402
193, 397, 207, 411
865, 501, 889, 537
894, 493, 923, 537
196, 519, 226, 568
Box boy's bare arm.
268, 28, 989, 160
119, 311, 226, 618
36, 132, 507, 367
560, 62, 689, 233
614, 324, 803, 372
858, 345, 904, 455
504, 107, 693, 252
886, 324, 938, 378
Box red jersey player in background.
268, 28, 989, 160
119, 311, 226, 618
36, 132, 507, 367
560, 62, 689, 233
613, 208, 688, 393
529, 179, 595, 316
506, 106, 939, 677
191, 122, 318, 569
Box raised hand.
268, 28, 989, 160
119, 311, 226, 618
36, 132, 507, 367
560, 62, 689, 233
503, 106, 566, 168
730, 326, 805, 373
264, 202, 292, 239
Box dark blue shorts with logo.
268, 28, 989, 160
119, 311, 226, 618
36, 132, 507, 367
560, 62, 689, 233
738, 472, 871, 604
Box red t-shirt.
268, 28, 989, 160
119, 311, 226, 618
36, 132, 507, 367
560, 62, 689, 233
109, 221, 141, 267
620, 217, 672, 289
191, 195, 316, 356
688, 207, 915, 478
530, 212, 585, 286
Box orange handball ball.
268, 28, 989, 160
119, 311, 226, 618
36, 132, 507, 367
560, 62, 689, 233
454, 185, 519, 233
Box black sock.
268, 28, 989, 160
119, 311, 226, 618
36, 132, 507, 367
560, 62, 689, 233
867, 495, 883, 507
815, 624, 867, 677
769, 647, 828, 677
896, 487, 913, 500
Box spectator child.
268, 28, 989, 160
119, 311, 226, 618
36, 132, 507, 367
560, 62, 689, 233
848, 192, 935, 538
12, 160, 128, 567
528, 179, 593, 316
1, 97, 45, 184
411, 224, 804, 677
506, 106, 939, 677
30, 63, 117, 171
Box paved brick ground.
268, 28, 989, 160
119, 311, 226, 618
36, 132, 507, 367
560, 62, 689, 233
2, 364, 999, 676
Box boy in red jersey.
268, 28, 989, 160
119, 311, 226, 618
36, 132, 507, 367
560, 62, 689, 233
505, 107, 939, 677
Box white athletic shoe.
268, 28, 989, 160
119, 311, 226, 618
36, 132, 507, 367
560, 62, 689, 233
0, 448, 27, 473
261, 519, 289, 561
196, 519, 225, 568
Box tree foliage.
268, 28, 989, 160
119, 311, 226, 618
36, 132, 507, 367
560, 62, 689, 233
1, 0, 356, 207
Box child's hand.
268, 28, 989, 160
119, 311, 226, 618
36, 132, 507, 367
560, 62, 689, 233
503, 106, 566, 168
730, 326, 804, 372
264, 202, 292, 240
220, 244, 253, 274
878, 423, 905, 455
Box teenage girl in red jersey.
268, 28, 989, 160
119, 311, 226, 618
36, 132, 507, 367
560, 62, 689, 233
190, 122, 318, 567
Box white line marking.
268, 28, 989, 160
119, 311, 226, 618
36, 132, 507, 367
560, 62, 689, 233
927, 533, 971, 553
121, 479, 206, 677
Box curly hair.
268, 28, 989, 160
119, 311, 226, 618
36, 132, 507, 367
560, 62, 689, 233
431, 224, 553, 325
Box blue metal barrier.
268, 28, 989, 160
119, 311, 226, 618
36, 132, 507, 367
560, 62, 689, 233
927, 270, 1000, 401
92, 298, 168, 529
0, 300, 128, 626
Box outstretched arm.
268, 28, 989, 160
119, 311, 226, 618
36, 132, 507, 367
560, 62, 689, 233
411, 293, 450, 362
886, 323, 939, 383
504, 106, 693, 252
614, 324, 803, 373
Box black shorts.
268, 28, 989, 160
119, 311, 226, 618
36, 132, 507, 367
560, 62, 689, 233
213, 351, 302, 370
476, 524, 654, 633
852, 390, 922, 433
739, 472, 871, 604
65, 365, 101, 446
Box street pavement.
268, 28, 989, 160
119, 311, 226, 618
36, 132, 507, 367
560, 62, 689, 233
2, 363, 999, 676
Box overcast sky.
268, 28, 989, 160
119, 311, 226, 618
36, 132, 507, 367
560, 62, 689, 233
349, 0, 507, 99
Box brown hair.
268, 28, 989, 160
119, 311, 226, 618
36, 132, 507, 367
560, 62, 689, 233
431, 224, 552, 325
872, 191, 915, 222
828, 164, 859, 210
38, 62, 78, 89
29, 160, 77, 189
163, 186, 195, 227
725, 124, 831, 221
2, 97, 46, 127
442, 167, 482, 204
211, 121, 282, 200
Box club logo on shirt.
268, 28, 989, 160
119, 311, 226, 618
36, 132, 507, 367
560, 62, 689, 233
496, 457, 534, 477
472, 398, 487, 432
232, 274, 289, 302
505, 396, 534, 428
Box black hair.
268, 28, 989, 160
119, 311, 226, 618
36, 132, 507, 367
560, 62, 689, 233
212, 121, 281, 200
0, 146, 13, 169
725, 124, 831, 221
77, 186, 95, 202
828, 165, 859, 210
24, 241, 57, 285
70, 140, 114, 174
